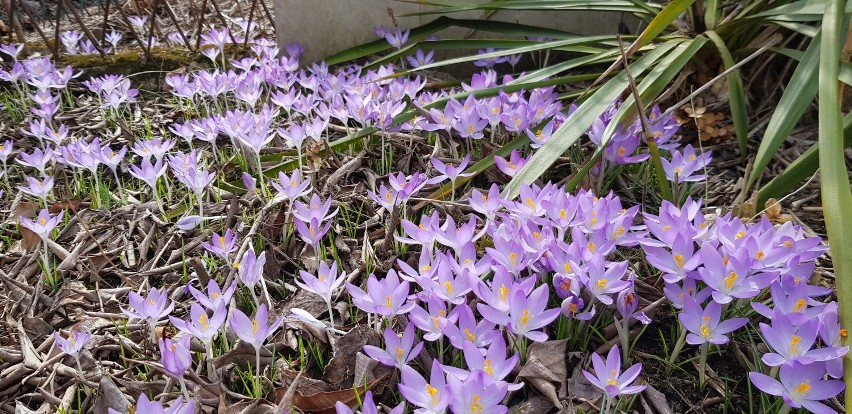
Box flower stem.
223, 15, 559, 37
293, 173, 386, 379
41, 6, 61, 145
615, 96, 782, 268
326, 299, 335, 331
668, 325, 688, 368
777, 404, 791, 414
698, 343, 709, 391
206, 341, 219, 382
255, 152, 268, 199
179, 377, 190, 401
616, 317, 630, 365
255, 347, 262, 398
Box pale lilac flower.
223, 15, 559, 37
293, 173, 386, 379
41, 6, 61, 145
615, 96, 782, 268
399, 360, 450, 414
583, 345, 646, 398
679, 296, 748, 345
750, 362, 844, 414
108, 394, 194, 414
363, 323, 424, 369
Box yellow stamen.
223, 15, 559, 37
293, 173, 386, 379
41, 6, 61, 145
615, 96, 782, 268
662, 225, 671, 232
700, 316, 711, 338
470, 395, 483, 413
385, 296, 393, 309
484, 359, 494, 376
790, 335, 801, 355
426, 384, 440, 405
219, 236, 226, 249
588, 242, 596, 252
606, 369, 618, 386
792, 299, 807, 313
735, 231, 746, 240
509, 252, 518, 267
251, 319, 259, 334
444, 281, 453, 295
526, 197, 535, 209
559, 209, 567, 220
563, 263, 572, 273
795, 381, 811, 396
464, 328, 477, 342
597, 279, 608, 290
199, 313, 209, 329
520, 309, 531, 326
724, 271, 738, 290
498, 284, 509, 302
395, 346, 404, 359
674, 254, 685, 268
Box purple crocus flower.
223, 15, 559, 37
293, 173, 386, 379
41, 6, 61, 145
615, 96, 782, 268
122, 287, 174, 326
188, 279, 237, 310
759, 313, 848, 367
200, 229, 238, 263
396, 212, 441, 254
346, 270, 414, 317
293, 194, 338, 223
170, 302, 227, 348
479, 284, 560, 342
583, 345, 646, 398
698, 244, 766, 304
493, 150, 527, 177
469, 184, 502, 220
447, 370, 508, 414
399, 360, 450, 414
271, 169, 312, 202
444, 336, 522, 391
159, 335, 192, 380
431, 155, 473, 184
433, 216, 486, 256
54, 329, 91, 371
385, 28, 410, 49
642, 233, 700, 283
108, 394, 194, 414
579, 257, 630, 305
129, 158, 167, 190
363, 323, 424, 369
17, 148, 53, 175
662, 144, 711, 183
679, 296, 748, 345
335, 391, 404, 414
750, 362, 844, 414
407, 49, 435, 68
819, 302, 846, 378
230, 303, 284, 353
294, 216, 332, 251
409, 293, 456, 342
297, 260, 344, 328
19, 208, 61, 242
237, 246, 268, 305
442, 303, 500, 350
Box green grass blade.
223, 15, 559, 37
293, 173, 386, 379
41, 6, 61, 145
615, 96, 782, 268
390, 36, 618, 74
816, 3, 852, 410
504, 40, 682, 198
748, 30, 821, 190
324, 16, 586, 65
704, 0, 719, 29
324, 16, 454, 65
706, 30, 749, 157
757, 112, 852, 206
751, 0, 852, 20
403, 0, 658, 16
